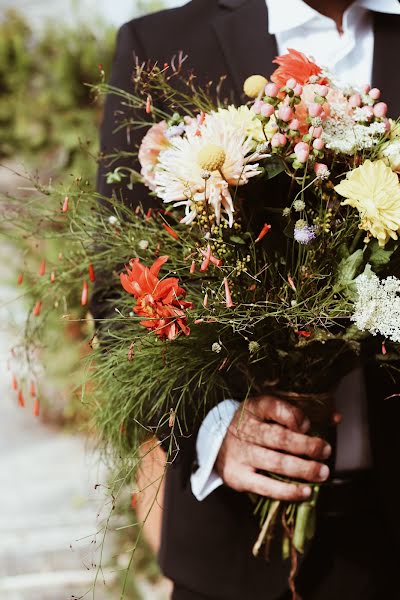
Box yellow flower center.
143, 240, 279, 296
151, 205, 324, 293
198, 144, 226, 172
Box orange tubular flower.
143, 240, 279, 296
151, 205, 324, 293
33, 300, 42, 317
39, 259, 46, 277
88, 263, 96, 282
81, 280, 88, 306
120, 256, 192, 341
162, 223, 179, 240
12, 374, 18, 391
255, 223, 272, 243
33, 398, 40, 417
200, 244, 212, 272
224, 278, 234, 308
18, 390, 25, 408
271, 48, 326, 88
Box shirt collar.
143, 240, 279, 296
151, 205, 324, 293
266, 0, 400, 34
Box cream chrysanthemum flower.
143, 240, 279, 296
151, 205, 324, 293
153, 110, 261, 225
334, 159, 400, 247
208, 105, 264, 144
378, 120, 400, 172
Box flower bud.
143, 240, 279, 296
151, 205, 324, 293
294, 141, 309, 154
373, 102, 388, 118
286, 78, 297, 90
369, 87, 381, 100
278, 105, 294, 121
264, 82, 279, 97
296, 149, 309, 163
271, 133, 287, 147
289, 118, 300, 130
315, 84, 329, 97
293, 84, 303, 96
313, 138, 325, 150
349, 93, 362, 108
308, 103, 323, 117
252, 100, 263, 114
309, 125, 323, 138
260, 103, 275, 118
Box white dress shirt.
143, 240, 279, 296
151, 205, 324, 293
191, 0, 400, 501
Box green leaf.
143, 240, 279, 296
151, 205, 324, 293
335, 249, 364, 293
368, 240, 396, 269
106, 170, 124, 184
229, 235, 246, 245
264, 156, 285, 180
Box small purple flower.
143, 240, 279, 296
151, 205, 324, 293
294, 224, 317, 245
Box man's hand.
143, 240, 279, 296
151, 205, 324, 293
215, 395, 332, 501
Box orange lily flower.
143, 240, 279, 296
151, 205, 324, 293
120, 256, 192, 340
271, 48, 327, 88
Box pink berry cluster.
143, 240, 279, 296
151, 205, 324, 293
252, 78, 328, 171
348, 85, 388, 119
252, 76, 388, 179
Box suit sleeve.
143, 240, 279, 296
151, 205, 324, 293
97, 22, 155, 207
90, 22, 159, 322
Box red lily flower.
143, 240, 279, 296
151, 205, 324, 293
120, 256, 192, 340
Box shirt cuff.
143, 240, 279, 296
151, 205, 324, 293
191, 399, 240, 501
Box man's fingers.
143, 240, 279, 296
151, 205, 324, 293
248, 445, 330, 483
246, 395, 309, 433
234, 420, 331, 460
242, 470, 313, 501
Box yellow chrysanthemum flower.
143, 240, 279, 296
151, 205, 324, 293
334, 159, 400, 247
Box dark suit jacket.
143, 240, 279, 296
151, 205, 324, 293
92, 1, 400, 597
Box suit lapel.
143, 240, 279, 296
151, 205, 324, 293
213, 0, 278, 101
372, 11, 400, 115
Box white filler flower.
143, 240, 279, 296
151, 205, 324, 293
352, 270, 400, 342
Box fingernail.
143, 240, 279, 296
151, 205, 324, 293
322, 444, 332, 459
303, 486, 312, 497
319, 465, 330, 481
300, 417, 310, 433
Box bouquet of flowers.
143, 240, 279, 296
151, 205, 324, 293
8, 49, 400, 595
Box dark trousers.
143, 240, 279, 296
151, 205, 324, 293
172, 473, 396, 600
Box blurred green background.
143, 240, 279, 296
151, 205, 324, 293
0, 2, 181, 599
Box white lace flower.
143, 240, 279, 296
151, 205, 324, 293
352, 271, 400, 342
322, 103, 386, 154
